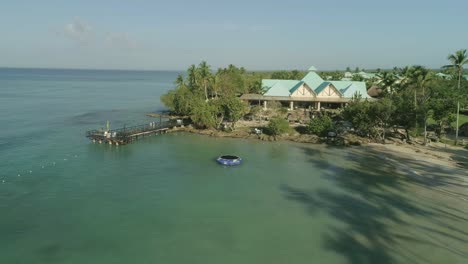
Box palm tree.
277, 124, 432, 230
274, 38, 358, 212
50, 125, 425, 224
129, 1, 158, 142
412, 68, 434, 144
394, 66, 411, 92
409, 66, 428, 106
446, 49, 468, 90
198, 61, 212, 101
175, 74, 185, 88
187, 64, 198, 91
444, 49, 468, 144
375, 71, 397, 93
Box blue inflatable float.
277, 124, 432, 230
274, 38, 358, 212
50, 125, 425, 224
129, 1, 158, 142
216, 155, 242, 166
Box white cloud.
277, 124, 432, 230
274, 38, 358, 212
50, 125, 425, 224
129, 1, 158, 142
61, 18, 94, 43
57, 18, 141, 52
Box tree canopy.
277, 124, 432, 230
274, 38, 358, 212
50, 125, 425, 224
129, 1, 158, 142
161, 52, 467, 141
161, 62, 254, 129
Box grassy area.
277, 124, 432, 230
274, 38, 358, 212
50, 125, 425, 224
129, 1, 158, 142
428, 113, 468, 127
455, 114, 468, 126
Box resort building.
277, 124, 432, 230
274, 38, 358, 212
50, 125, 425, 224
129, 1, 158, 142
342, 71, 376, 81
241, 66, 371, 110
435, 73, 468, 80
436, 72, 452, 80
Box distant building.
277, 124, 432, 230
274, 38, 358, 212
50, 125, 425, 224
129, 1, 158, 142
342, 71, 376, 81
435, 72, 468, 80
436, 72, 452, 80
241, 66, 371, 110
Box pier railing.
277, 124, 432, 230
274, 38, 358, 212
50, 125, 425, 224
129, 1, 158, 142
86, 120, 176, 145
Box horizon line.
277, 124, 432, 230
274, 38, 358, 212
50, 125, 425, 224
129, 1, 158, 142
0, 65, 448, 73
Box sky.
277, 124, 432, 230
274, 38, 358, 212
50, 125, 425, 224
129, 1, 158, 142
0, 0, 467, 71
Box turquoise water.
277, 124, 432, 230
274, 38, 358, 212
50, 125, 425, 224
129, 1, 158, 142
1, 69, 467, 263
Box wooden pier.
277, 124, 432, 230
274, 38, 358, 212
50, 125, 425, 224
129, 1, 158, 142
86, 120, 178, 145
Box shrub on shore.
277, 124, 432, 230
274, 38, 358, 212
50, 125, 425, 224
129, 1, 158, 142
266, 117, 290, 136
306, 115, 332, 136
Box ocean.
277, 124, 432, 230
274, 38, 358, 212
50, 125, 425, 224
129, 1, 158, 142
0, 68, 466, 263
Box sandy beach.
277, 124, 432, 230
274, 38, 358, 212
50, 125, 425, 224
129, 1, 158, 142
366, 141, 468, 170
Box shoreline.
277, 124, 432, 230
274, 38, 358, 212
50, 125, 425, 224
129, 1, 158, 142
167, 124, 467, 171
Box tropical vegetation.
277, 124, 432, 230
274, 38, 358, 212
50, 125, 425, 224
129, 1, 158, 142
266, 117, 291, 136
306, 115, 333, 136
161, 50, 468, 143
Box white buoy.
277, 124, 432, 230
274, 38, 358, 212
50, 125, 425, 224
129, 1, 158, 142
2, 179, 5, 184
64, 158, 67, 161
29, 170, 32, 174
18, 174, 20, 177
41, 166, 44, 169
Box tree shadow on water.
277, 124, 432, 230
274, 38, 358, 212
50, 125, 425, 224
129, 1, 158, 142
281, 146, 468, 264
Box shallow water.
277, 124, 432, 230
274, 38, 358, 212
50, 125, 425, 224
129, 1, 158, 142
0, 69, 467, 263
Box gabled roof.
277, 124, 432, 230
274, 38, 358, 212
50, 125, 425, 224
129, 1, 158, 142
329, 81, 353, 91
315, 82, 343, 96
315, 82, 329, 94
338, 81, 371, 98
259, 66, 369, 99
289, 81, 305, 94
301, 71, 324, 90
263, 79, 301, 96
262, 79, 281, 88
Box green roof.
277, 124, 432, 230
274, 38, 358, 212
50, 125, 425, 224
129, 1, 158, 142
289, 81, 305, 94
337, 81, 370, 98
329, 81, 353, 90
262, 79, 279, 89
301, 71, 324, 90
315, 82, 331, 94
260, 65, 369, 98
436, 72, 453, 80
263, 80, 301, 96
315, 82, 343, 96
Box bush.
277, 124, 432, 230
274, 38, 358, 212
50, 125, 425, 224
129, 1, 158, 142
278, 107, 289, 115
190, 98, 222, 129
266, 117, 290, 136
306, 115, 332, 136
267, 101, 282, 109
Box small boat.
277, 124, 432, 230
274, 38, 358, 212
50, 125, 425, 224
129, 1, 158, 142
216, 155, 242, 166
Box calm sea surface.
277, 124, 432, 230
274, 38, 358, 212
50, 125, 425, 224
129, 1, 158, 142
0, 68, 466, 263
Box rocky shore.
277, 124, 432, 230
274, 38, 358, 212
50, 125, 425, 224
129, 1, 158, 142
167, 121, 467, 171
